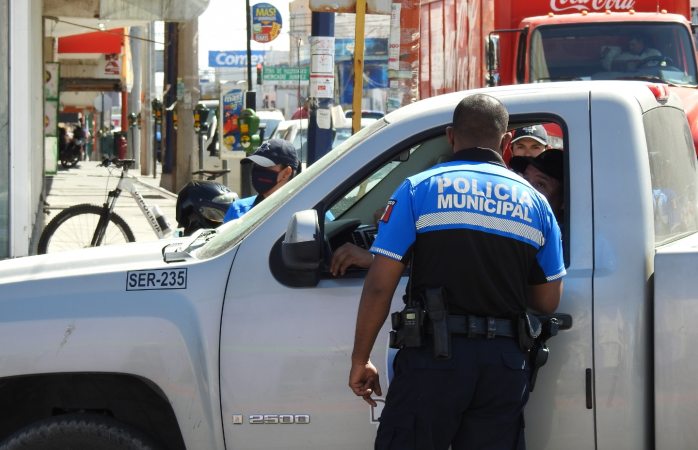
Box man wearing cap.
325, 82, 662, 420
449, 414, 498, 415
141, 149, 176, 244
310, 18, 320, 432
509, 149, 564, 223
223, 138, 300, 222
510, 124, 549, 158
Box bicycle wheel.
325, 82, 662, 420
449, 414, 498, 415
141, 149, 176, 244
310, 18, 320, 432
38, 204, 136, 254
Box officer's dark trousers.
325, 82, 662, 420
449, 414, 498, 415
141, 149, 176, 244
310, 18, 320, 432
375, 335, 529, 450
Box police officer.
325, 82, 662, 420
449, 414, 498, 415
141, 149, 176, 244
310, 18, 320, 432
348, 94, 565, 449
223, 139, 299, 222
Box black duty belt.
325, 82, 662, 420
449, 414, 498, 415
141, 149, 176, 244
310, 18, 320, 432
426, 314, 516, 338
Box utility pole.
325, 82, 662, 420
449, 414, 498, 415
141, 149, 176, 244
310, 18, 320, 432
162, 22, 178, 183
245, 0, 256, 109
174, 18, 199, 193
129, 26, 143, 168
306, 12, 335, 166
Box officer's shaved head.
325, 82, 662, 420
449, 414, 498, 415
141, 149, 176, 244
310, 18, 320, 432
450, 94, 509, 152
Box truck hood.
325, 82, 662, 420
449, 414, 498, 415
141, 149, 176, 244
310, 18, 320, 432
0, 239, 182, 286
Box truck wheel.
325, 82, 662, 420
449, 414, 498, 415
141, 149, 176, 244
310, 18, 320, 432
0, 414, 161, 450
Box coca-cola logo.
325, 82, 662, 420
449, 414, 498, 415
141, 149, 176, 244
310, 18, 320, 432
550, 0, 637, 13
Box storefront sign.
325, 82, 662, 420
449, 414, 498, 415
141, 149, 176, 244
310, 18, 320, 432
209, 51, 265, 68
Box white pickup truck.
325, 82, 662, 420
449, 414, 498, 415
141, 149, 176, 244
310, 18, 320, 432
1, 81, 697, 450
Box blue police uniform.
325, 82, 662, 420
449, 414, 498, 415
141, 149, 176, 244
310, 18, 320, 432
223, 195, 261, 222
371, 147, 565, 450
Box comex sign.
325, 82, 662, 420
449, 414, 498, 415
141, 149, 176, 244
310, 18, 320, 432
209, 51, 265, 68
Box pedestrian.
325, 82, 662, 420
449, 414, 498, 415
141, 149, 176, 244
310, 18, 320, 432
223, 139, 299, 222
291, 98, 309, 120
348, 93, 565, 449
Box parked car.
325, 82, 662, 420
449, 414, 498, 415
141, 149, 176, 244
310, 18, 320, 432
344, 109, 385, 119
271, 117, 378, 162
256, 109, 285, 141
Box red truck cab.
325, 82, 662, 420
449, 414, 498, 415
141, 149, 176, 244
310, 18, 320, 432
488, 4, 698, 153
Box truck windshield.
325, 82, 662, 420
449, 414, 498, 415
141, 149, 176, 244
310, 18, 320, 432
529, 23, 698, 87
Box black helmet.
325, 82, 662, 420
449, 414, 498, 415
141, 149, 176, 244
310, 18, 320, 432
176, 180, 238, 235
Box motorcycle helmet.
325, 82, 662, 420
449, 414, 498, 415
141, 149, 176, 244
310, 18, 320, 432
176, 180, 238, 235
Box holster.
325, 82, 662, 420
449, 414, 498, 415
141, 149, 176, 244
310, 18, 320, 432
424, 287, 451, 359
528, 316, 561, 392
517, 312, 541, 352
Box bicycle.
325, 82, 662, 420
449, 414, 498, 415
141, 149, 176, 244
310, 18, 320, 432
36, 156, 232, 254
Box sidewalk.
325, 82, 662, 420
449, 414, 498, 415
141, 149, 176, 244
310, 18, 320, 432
36, 160, 178, 253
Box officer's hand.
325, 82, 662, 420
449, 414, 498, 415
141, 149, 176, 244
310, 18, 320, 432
330, 243, 373, 277
349, 360, 382, 407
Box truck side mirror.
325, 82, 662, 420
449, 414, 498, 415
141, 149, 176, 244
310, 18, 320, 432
271, 209, 323, 287
282, 209, 322, 271
487, 33, 500, 87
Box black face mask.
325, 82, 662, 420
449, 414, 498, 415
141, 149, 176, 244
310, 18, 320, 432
251, 166, 280, 195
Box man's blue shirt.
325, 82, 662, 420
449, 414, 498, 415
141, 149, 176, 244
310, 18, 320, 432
223, 195, 258, 222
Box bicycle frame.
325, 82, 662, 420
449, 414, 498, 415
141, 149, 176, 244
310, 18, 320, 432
93, 165, 169, 245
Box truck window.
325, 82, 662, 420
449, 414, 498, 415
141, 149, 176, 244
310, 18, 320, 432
322, 134, 452, 258
530, 23, 698, 87
644, 107, 698, 245
198, 120, 388, 259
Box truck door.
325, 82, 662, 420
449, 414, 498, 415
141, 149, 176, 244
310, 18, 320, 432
507, 94, 596, 450
218, 90, 596, 449
218, 123, 452, 449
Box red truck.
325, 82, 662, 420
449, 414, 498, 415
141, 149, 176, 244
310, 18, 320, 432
418, 0, 698, 152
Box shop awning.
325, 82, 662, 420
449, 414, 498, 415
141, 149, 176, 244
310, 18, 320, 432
57, 28, 124, 54
44, 0, 210, 21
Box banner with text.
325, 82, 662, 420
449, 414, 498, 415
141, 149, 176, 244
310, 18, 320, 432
209, 51, 265, 68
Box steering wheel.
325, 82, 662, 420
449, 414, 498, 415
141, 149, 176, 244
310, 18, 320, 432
639, 55, 673, 68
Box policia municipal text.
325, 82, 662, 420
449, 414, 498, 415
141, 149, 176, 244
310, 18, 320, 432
348, 94, 566, 449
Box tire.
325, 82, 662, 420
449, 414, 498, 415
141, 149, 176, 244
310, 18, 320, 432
0, 413, 161, 450
38, 204, 136, 254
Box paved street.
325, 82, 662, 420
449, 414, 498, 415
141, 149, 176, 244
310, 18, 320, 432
36, 160, 178, 254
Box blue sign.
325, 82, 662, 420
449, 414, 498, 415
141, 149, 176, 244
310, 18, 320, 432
335, 38, 388, 61
209, 51, 265, 68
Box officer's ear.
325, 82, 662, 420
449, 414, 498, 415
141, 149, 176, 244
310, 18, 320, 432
500, 131, 513, 153
446, 126, 455, 148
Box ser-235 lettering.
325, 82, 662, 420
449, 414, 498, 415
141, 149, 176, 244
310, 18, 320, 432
126, 268, 187, 291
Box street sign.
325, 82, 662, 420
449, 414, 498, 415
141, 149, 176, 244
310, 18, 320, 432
262, 66, 310, 81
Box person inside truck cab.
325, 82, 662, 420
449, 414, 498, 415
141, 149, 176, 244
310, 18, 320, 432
607, 34, 662, 71
223, 139, 300, 222
510, 124, 548, 157
509, 149, 564, 224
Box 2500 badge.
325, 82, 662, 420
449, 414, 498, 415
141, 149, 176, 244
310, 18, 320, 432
126, 268, 187, 291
